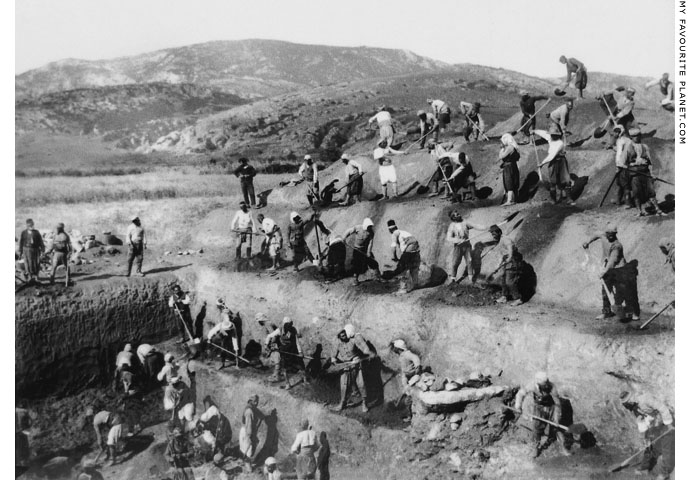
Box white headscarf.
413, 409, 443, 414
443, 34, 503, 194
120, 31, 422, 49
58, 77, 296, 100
500, 133, 519, 150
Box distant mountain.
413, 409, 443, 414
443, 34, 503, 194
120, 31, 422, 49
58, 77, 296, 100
15, 39, 452, 99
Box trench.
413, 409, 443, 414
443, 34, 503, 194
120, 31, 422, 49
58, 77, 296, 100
15, 263, 674, 479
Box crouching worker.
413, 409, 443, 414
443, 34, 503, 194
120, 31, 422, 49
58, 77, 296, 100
197, 396, 232, 456
323, 235, 346, 280
514, 372, 571, 458
88, 408, 125, 466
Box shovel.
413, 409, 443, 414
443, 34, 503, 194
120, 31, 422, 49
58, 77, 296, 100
465, 115, 490, 141
416, 170, 438, 195
404, 128, 435, 153
609, 427, 674, 473
513, 99, 552, 136
208, 341, 256, 367
172, 302, 195, 344
504, 406, 569, 432
434, 156, 461, 203
598, 170, 621, 208
601, 279, 615, 306
334, 172, 367, 193
639, 301, 675, 329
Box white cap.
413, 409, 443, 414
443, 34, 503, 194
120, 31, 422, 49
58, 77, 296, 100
393, 339, 407, 350
221, 319, 234, 330
373, 148, 385, 160
363, 218, 374, 229
265, 457, 277, 467
164, 353, 174, 362
535, 371, 548, 384
124, 344, 132, 352
341, 153, 350, 161
131, 216, 139, 222
304, 154, 312, 161
344, 324, 355, 338
290, 211, 300, 222
282, 316, 292, 325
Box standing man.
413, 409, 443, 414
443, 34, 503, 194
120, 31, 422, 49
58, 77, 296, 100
339, 154, 364, 206
169, 285, 193, 343
207, 306, 240, 370
547, 98, 574, 138
458, 101, 486, 143
165, 425, 195, 480
582, 223, 640, 321
374, 140, 404, 199
498, 133, 521, 206
445, 211, 486, 284
388, 220, 422, 293
417, 110, 439, 148
489, 225, 524, 306
658, 238, 675, 272
234, 157, 258, 208
291, 419, 319, 480
330, 324, 374, 413
559, 55, 587, 98
265, 317, 307, 389
628, 128, 666, 217
19, 218, 45, 284
47, 222, 72, 286
343, 218, 380, 285
198, 396, 233, 456
231, 202, 257, 260
126, 216, 146, 277
514, 372, 571, 458
257, 214, 283, 271
288, 212, 316, 272
518, 91, 548, 143
368, 105, 395, 148
298, 155, 319, 206
239, 395, 264, 473
645, 73, 674, 111
427, 98, 452, 132
137, 344, 163, 387
619, 390, 674, 479
611, 125, 634, 207
533, 126, 576, 205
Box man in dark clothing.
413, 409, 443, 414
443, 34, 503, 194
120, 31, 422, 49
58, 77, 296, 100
628, 128, 666, 217
234, 158, 258, 208
518, 92, 549, 143
165, 425, 195, 479
417, 110, 439, 148
343, 218, 380, 285
583, 223, 640, 321
490, 225, 524, 306
47, 223, 72, 286
323, 235, 347, 280
287, 212, 330, 272
18, 218, 45, 283
330, 324, 374, 413
169, 285, 194, 343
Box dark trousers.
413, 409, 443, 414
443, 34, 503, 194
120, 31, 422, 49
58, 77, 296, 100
519, 114, 536, 136
241, 180, 256, 206
421, 124, 439, 148
340, 365, 367, 406
502, 264, 521, 300
615, 168, 632, 206
602, 266, 640, 317
127, 242, 144, 275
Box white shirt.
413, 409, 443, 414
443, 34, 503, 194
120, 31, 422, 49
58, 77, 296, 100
200, 405, 220, 423
298, 162, 318, 183
231, 210, 256, 231
430, 99, 449, 115
261, 218, 276, 234
157, 362, 179, 383
391, 229, 419, 253
126, 224, 146, 245
169, 293, 190, 308
533, 130, 566, 165
368, 111, 392, 125
344, 160, 363, 176
291, 429, 319, 453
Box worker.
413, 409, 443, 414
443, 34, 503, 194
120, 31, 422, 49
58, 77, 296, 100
427, 98, 452, 131
518, 91, 548, 143
125, 216, 146, 277
89, 408, 124, 466
288, 212, 316, 272
610, 125, 634, 208
298, 155, 319, 206
499, 133, 521, 206
582, 223, 640, 321
323, 235, 347, 280
628, 128, 666, 217
390, 339, 421, 392
263, 457, 283, 480
388, 220, 421, 293
645, 73, 674, 111
343, 218, 380, 285
258, 214, 284, 271
18, 218, 45, 284
113, 343, 134, 392
547, 99, 573, 138
198, 396, 233, 456
207, 302, 240, 369
136, 344, 163, 386
291, 419, 320, 480
339, 154, 364, 206
204, 453, 230, 480
611, 87, 637, 135
515, 372, 571, 458
169, 284, 193, 343
316, 431, 331, 480
658, 238, 675, 272
172, 380, 196, 431
445, 151, 478, 201
533, 125, 576, 206
368, 105, 395, 148
239, 395, 264, 473
445, 211, 486, 284
427, 146, 455, 198
374, 140, 404, 199
44, 222, 72, 286
490, 224, 524, 306
266, 317, 307, 389
165, 424, 195, 480
558, 56, 587, 98
158, 353, 181, 411
231, 201, 257, 260
417, 110, 439, 148
458, 101, 485, 142
619, 390, 674, 479
234, 157, 258, 208
330, 324, 374, 413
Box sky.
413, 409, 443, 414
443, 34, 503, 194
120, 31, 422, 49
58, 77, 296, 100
15, 0, 675, 78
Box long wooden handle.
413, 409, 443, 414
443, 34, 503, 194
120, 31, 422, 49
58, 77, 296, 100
639, 301, 674, 330
505, 405, 569, 432
610, 427, 674, 472
515, 98, 552, 134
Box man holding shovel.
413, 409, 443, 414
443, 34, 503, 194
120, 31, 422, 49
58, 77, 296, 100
169, 285, 194, 344
459, 101, 486, 143
489, 224, 524, 306
339, 154, 364, 206
517, 91, 549, 144
445, 211, 486, 284
343, 217, 380, 285
533, 125, 576, 206
619, 390, 674, 479
368, 105, 395, 148
417, 110, 439, 149
558, 56, 587, 98
514, 371, 572, 458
